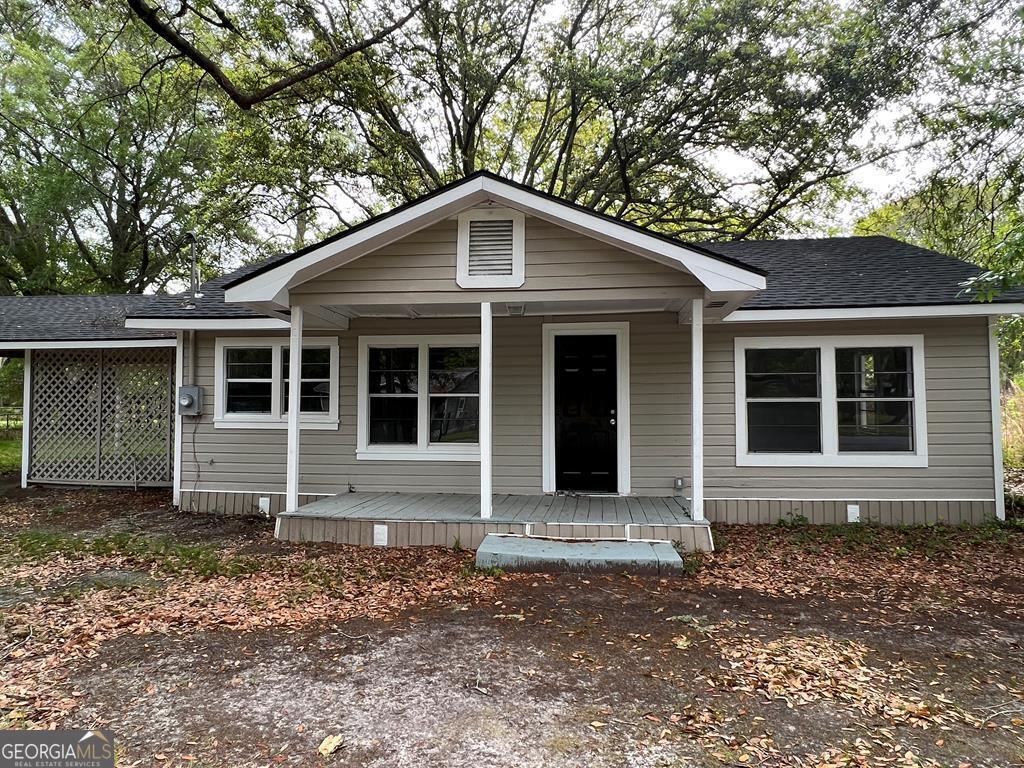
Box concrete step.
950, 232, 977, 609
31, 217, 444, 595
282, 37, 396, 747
475, 534, 684, 574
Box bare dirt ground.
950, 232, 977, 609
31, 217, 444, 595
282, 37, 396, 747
1, 481, 1023, 767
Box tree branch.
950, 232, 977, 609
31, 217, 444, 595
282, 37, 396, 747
125, 0, 424, 109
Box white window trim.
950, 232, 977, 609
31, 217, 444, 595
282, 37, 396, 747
214, 336, 339, 429
734, 334, 928, 468
357, 334, 481, 461
542, 321, 631, 495
456, 207, 525, 289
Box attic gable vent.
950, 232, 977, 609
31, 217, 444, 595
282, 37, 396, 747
457, 208, 525, 288
468, 220, 514, 276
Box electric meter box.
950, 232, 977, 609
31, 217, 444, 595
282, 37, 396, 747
178, 385, 204, 416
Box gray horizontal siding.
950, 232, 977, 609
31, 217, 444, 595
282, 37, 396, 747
179, 313, 692, 501
290, 218, 700, 305
179, 315, 998, 525
704, 317, 997, 500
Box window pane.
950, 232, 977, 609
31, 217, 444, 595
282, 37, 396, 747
429, 347, 479, 394
747, 402, 821, 453
838, 400, 913, 452
836, 347, 911, 373
429, 396, 479, 443
745, 348, 819, 398
226, 348, 272, 379
283, 347, 331, 380
284, 381, 331, 414
368, 347, 418, 394
369, 397, 417, 444
746, 373, 820, 398
226, 381, 273, 413
835, 347, 913, 398
745, 348, 819, 373
836, 372, 912, 399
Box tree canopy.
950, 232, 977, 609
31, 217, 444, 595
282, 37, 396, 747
0, 0, 1021, 296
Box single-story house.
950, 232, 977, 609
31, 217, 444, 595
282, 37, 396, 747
3, 171, 1022, 552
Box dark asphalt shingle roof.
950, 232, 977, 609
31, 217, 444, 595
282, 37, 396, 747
125, 264, 272, 319
0, 295, 175, 343
118, 233, 1024, 323
2, 236, 1021, 345
696, 235, 1024, 309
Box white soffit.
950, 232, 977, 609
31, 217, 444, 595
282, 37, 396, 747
223, 176, 766, 307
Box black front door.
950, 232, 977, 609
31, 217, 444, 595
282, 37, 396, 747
555, 334, 618, 492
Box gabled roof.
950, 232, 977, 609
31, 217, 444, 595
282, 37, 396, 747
222, 170, 768, 306
700, 236, 1024, 309
0, 295, 175, 345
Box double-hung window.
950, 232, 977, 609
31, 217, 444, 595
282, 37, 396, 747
283, 347, 333, 415
358, 335, 481, 460
215, 337, 339, 429
835, 347, 915, 452
744, 348, 822, 453
735, 335, 927, 467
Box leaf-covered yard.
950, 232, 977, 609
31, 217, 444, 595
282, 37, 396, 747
1, 486, 1022, 767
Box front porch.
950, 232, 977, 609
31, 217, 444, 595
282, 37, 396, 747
279, 298, 711, 524
275, 491, 713, 551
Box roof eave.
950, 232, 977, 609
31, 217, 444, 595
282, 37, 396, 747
723, 302, 1024, 322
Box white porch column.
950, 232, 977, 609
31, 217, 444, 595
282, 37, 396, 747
690, 297, 705, 521
20, 349, 31, 489
285, 305, 304, 513
480, 301, 493, 519
989, 318, 1006, 521
172, 331, 184, 506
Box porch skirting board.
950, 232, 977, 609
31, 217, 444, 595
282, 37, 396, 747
704, 498, 997, 526
180, 491, 997, 527
180, 489, 329, 517
273, 517, 713, 552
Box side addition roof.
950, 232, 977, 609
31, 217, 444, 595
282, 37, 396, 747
0, 295, 176, 350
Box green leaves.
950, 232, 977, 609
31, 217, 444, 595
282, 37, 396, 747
3, 0, 1022, 296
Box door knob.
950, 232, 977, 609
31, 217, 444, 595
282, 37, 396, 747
609, 418, 616, 426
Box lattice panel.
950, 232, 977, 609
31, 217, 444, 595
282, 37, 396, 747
29, 348, 174, 485
30, 350, 102, 481
98, 349, 173, 483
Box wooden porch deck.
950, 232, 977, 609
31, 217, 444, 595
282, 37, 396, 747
275, 492, 713, 552
291, 492, 692, 525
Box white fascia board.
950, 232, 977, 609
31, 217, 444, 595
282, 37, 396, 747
224, 178, 492, 305
480, 179, 766, 292
222, 175, 766, 304
723, 303, 1024, 322
125, 317, 290, 330
1, 338, 178, 350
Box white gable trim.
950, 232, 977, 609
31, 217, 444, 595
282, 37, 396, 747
223, 175, 766, 306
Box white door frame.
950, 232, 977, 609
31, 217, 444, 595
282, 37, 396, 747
542, 321, 631, 495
